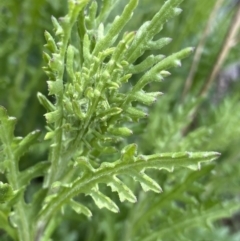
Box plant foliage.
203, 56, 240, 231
0, 0, 239, 240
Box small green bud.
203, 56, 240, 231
42, 52, 51, 63
51, 16, 63, 36
44, 31, 58, 53
72, 100, 86, 119
108, 127, 133, 137
97, 107, 122, 121
126, 107, 148, 119
37, 92, 55, 112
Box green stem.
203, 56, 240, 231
46, 22, 76, 186
3, 136, 32, 241
47, 0, 91, 186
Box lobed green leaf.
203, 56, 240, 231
38, 144, 220, 223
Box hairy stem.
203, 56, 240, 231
2, 133, 32, 241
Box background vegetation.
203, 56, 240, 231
0, 0, 240, 240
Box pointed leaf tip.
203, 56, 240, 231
134, 172, 162, 193
70, 200, 92, 217
121, 143, 138, 162
174, 8, 182, 15
108, 177, 137, 203
88, 190, 119, 213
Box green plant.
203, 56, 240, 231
1, 0, 240, 241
